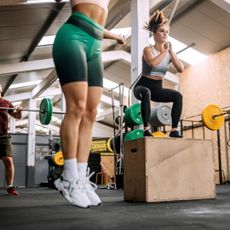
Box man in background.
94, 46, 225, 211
0, 84, 23, 196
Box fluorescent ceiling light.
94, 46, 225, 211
38, 35, 55, 46
9, 80, 42, 89
12, 101, 22, 107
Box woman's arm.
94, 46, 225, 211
143, 46, 169, 67
103, 28, 126, 44
166, 42, 184, 73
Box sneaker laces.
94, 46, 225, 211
82, 168, 98, 191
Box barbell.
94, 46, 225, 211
190, 103, 230, 131
0, 98, 65, 125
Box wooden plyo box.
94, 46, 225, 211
124, 137, 216, 202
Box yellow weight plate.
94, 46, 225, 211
52, 151, 64, 166
106, 137, 113, 153
201, 104, 224, 130
152, 131, 166, 137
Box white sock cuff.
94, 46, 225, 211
63, 158, 78, 180
77, 162, 88, 177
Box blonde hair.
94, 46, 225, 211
144, 10, 168, 33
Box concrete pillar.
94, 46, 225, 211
130, 0, 149, 104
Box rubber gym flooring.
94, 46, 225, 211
0, 185, 230, 230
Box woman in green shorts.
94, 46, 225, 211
52, 0, 125, 208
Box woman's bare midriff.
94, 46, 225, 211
144, 75, 163, 81
72, 4, 107, 26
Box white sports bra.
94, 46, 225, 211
70, 0, 110, 12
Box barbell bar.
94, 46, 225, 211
0, 107, 65, 114
0, 98, 65, 125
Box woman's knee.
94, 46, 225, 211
67, 100, 86, 119
85, 107, 98, 122
134, 86, 151, 100
173, 91, 183, 103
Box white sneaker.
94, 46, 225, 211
54, 176, 91, 208
79, 169, 102, 206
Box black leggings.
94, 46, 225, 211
133, 76, 183, 128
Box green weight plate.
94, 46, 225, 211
39, 98, 53, 125
124, 129, 144, 142
124, 103, 143, 126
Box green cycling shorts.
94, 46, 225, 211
53, 12, 104, 87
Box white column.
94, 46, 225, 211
26, 98, 36, 186
130, 0, 149, 104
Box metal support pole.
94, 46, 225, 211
217, 129, 223, 184
224, 121, 230, 183
118, 84, 124, 175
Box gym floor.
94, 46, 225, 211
0, 185, 230, 230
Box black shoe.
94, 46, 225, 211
144, 129, 153, 137
169, 130, 182, 138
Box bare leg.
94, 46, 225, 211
60, 82, 88, 159
2, 156, 14, 186
77, 86, 103, 162
76, 86, 103, 206
54, 82, 93, 207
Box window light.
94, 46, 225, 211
150, 36, 208, 65
177, 48, 207, 65
9, 80, 42, 89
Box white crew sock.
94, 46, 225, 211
63, 158, 78, 181
77, 162, 88, 178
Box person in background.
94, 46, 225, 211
53, 0, 126, 208
133, 10, 184, 138
0, 84, 23, 196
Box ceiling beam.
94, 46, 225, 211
31, 70, 57, 98
2, 2, 66, 95
0, 59, 54, 77
106, 0, 131, 29
210, 0, 230, 13
0, 51, 131, 76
